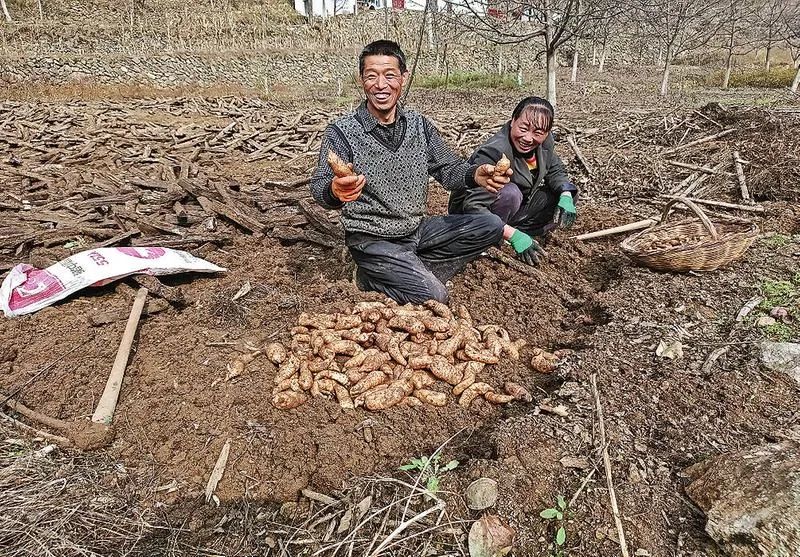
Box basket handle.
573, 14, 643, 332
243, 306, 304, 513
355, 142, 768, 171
660, 197, 719, 240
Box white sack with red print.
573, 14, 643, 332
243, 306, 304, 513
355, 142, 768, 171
1, 247, 225, 317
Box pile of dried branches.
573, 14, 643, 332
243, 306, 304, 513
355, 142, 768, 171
0, 433, 155, 556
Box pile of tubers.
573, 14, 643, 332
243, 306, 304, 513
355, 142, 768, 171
645, 234, 704, 252
245, 299, 533, 411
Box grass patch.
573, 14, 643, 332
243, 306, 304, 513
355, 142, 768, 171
756, 276, 800, 341
759, 279, 797, 308
762, 234, 792, 248
416, 71, 519, 90
763, 322, 795, 342
707, 66, 797, 88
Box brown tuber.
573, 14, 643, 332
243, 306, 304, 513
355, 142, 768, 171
265, 343, 287, 365
453, 361, 483, 396
429, 355, 464, 385
414, 389, 447, 406
327, 149, 355, 178
272, 391, 308, 409
493, 153, 511, 177
530, 348, 560, 373
504, 382, 533, 402
485, 392, 516, 404
364, 383, 406, 410
459, 382, 493, 408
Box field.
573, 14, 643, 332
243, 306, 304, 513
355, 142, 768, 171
1, 20, 799, 556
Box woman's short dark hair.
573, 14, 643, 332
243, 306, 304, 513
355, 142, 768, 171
359, 40, 407, 75
511, 96, 555, 132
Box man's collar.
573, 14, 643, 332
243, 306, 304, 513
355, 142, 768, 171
357, 101, 405, 132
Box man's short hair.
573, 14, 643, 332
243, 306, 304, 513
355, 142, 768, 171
511, 96, 555, 132
359, 40, 407, 75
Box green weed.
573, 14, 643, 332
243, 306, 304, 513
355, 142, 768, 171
763, 322, 795, 342
540, 495, 568, 556
399, 453, 459, 493
759, 279, 797, 308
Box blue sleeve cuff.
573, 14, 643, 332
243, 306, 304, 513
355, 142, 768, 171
322, 183, 344, 208
560, 182, 578, 195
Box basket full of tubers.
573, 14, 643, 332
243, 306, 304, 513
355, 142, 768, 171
620, 197, 759, 272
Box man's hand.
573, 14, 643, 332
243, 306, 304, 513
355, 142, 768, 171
555, 191, 577, 229
474, 164, 512, 195
331, 163, 366, 202
507, 229, 547, 266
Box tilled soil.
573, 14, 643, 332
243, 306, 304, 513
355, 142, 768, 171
1, 80, 799, 557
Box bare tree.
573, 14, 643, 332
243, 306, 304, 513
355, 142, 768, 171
718, 0, 759, 88
1, 0, 12, 21
786, 4, 800, 90
633, 0, 727, 96
440, 0, 596, 107
756, 0, 791, 71
584, 2, 623, 73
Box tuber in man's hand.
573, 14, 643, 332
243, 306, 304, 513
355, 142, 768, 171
474, 163, 512, 195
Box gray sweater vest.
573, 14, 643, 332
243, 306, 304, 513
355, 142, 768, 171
332, 110, 430, 238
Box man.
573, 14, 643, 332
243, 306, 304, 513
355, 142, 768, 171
310, 40, 516, 304
448, 96, 578, 266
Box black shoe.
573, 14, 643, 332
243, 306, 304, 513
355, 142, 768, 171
353, 267, 368, 291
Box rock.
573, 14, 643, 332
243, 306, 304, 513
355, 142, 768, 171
761, 342, 800, 385
685, 440, 800, 557
466, 478, 498, 510
756, 315, 777, 327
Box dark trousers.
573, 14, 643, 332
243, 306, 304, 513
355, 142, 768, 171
347, 214, 504, 304
490, 182, 560, 237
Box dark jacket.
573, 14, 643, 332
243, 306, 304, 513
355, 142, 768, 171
448, 122, 577, 214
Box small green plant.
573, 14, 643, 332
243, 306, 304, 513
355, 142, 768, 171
762, 234, 791, 248
399, 453, 459, 493
759, 279, 797, 309
540, 495, 568, 556
764, 322, 795, 342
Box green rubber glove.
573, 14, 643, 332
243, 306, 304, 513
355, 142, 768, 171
508, 229, 547, 266
557, 192, 577, 229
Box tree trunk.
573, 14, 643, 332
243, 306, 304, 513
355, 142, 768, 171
546, 49, 557, 107
657, 44, 663, 66
498, 46, 504, 75
425, 0, 436, 51
598, 40, 607, 73
0, 0, 11, 21
571, 36, 579, 83
723, 52, 733, 89
591, 26, 598, 66
544, 0, 556, 107
765, 44, 772, 72
303, 0, 313, 21
792, 64, 800, 93
37, 0, 43, 19
516, 51, 523, 86
383, 0, 389, 38
660, 53, 671, 97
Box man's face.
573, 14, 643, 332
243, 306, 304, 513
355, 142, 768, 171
509, 108, 551, 153
360, 55, 406, 119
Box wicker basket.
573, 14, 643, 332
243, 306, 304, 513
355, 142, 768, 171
620, 197, 759, 272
